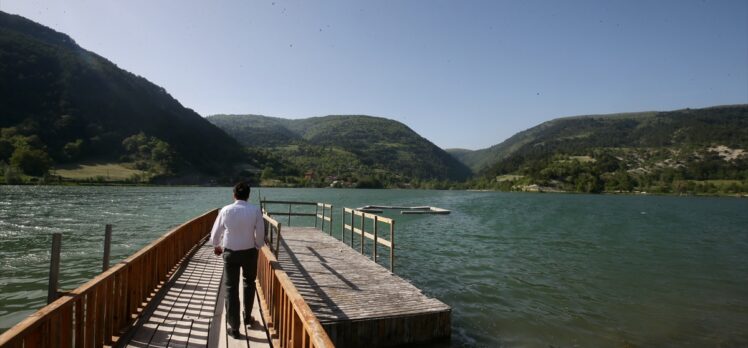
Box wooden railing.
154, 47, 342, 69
256, 215, 335, 348
315, 203, 333, 236
261, 200, 333, 235
342, 208, 396, 272
0, 209, 218, 348
264, 212, 283, 258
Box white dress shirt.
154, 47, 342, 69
210, 200, 265, 251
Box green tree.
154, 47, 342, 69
0, 139, 14, 162
261, 167, 275, 181
575, 173, 603, 193
122, 133, 178, 174
4, 166, 23, 184
63, 139, 84, 161
10, 147, 52, 176
150, 140, 176, 172
607, 170, 634, 192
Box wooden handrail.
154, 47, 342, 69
342, 207, 395, 272
0, 209, 218, 348
262, 200, 334, 235
256, 232, 335, 348
261, 200, 321, 205
263, 213, 283, 258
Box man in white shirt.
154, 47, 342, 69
210, 182, 265, 339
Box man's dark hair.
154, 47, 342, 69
233, 182, 250, 201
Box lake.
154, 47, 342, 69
1, 186, 747, 347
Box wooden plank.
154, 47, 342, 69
104, 277, 114, 345
48, 311, 59, 348
74, 297, 84, 348
246, 289, 271, 348
23, 326, 41, 348
95, 282, 106, 348
207, 262, 226, 348
132, 246, 209, 346
59, 303, 72, 348
185, 318, 211, 348
84, 290, 95, 348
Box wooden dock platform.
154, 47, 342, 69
123, 242, 270, 348
0, 204, 449, 348
276, 227, 451, 347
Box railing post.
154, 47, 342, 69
102, 224, 112, 272
288, 203, 292, 226
390, 221, 395, 272
360, 213, 365, 255
329, 205, 334, 236
266, 219, 272, 249
321, 204, 325, 232
350, 210, 354, 247
315, 204, 319, 228
341, 208, 345, 242
275, 223, 282, 258
373, 216, 378, 263
47, 233, 62, 304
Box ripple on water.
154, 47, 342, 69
1, 187, 747, 346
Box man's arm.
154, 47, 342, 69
210, 209, 225, 255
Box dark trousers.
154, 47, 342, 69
222, 248, 258, 330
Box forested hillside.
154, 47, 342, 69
208, 114, 472, 187
0, 11, 243, 183
465, 105, 748, 194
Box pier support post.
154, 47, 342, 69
102, 224, 112, 272
47, 233, 62, 304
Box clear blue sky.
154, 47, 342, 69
3, 1, 747, 149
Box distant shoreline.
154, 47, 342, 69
2, 182, 746, 198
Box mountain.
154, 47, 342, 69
447, 111, 661, 172
467, 105, 748, 193
0, 11, 243, 179
207, 114, 472, 184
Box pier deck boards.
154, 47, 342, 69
124, 242, 270, 348
277, 227, 451, 347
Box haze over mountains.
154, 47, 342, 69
1, 11, 746, 193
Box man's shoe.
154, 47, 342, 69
229, 328, 240, 339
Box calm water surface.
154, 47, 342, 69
1, 186, 747, 347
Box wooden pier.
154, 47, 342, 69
0, 200, 451, 348
277, 227, 451, 347
0, 209, 332, 348
262, 201, 451, 347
